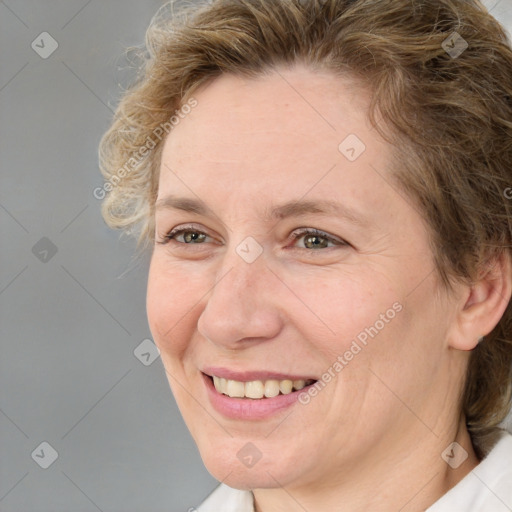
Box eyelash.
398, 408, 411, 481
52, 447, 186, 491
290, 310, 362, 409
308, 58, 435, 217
158, 225, 347, 250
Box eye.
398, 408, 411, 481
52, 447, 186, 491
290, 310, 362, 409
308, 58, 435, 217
158, 225, 214, 245
291, 228, 347, 250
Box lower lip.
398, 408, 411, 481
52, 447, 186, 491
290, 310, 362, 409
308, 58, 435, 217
202, 373, 315, 420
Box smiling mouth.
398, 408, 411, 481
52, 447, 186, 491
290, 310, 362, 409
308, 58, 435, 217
207, 374, 317, 399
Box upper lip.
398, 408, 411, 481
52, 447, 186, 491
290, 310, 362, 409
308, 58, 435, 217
202, 366, 318, 382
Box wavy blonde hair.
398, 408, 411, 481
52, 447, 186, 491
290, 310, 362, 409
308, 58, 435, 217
99, 0, 512, 456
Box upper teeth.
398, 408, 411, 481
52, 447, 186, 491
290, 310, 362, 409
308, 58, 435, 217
212, 376, 314, 399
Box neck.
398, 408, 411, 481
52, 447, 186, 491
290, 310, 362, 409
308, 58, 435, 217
253, 417, 479, 512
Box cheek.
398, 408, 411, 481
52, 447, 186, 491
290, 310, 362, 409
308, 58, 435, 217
281, 265, 401, 358
146, 256, 206, 356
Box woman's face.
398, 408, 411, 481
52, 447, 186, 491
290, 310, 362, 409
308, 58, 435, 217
147, 65, 464, 490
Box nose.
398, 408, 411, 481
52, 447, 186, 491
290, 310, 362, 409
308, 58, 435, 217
197, 250, 284, 350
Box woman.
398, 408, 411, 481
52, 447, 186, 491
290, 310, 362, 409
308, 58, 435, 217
98, 0, 512, 510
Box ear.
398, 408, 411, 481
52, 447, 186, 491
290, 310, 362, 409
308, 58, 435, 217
448, 251, 512, 351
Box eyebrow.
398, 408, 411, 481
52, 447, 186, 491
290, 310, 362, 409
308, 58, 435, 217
266, 199, 368, 226
156, 196, 213, 216
155, 195, 369, 227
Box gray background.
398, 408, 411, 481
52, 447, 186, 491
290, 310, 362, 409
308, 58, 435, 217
0, 1, 511, 511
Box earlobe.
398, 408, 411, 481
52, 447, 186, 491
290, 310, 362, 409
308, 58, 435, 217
448, 251, 512, 351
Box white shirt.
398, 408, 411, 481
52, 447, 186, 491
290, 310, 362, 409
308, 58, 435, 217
196, 431, 512, 511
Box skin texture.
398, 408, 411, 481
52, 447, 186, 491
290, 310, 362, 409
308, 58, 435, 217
146, 64, 511, 511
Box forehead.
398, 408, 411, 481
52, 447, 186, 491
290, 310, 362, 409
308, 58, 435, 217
158, 65, 394, 221
166, 65, 372, 155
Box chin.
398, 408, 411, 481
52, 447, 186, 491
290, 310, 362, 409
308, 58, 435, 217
195, 433, 308, 491
201, 453, 287, 490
